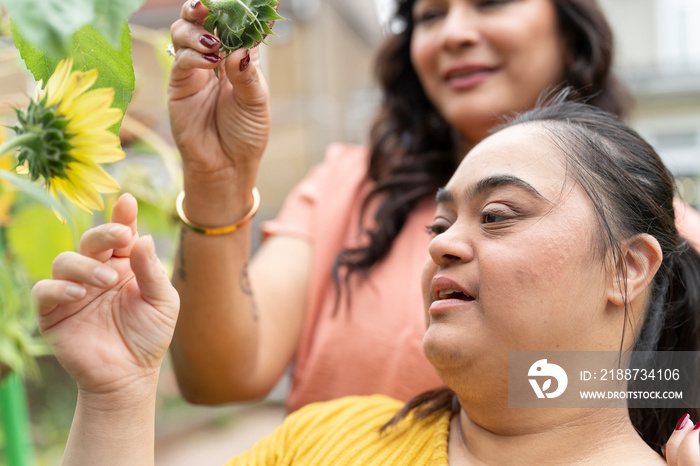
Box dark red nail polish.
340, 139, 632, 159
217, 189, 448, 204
694, 422, 700, 430
676, 413, 690, 430
203, 53, 221, 63
239, 50, 251, 72
190, 1, 201, 9
200, 34, 220, 49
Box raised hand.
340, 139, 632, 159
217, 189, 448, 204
168, 0, 270, 184
32, 194, 180, 397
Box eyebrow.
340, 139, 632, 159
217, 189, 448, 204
436, 174, 549, 205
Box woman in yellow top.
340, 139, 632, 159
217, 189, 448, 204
34, 101, 700, 464
166, 0, 700, 412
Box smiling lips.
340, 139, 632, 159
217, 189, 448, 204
430, 276, 475, 308
444, 65, 497, 90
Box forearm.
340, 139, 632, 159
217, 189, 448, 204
63, 386, 157, 466
171, 224, 266, 400
170, 173, 265, 402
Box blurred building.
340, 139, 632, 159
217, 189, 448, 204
600, 0, 700, 207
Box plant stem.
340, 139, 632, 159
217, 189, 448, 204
0, 228, 33, 466
0, 373, 33, 466
0, 133, 38, 159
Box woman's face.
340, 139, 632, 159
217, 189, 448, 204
410, 0, 567, 147
421, 124, 626, 384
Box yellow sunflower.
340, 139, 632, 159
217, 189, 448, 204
10, 58, 124, 214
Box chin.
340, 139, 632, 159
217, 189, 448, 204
422, 323, 477, 372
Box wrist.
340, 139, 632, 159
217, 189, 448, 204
182, 170, 259, 227
77, 374, 159, 412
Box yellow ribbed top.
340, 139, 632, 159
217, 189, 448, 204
224, 395, 450, 465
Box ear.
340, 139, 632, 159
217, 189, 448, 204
606, 234, 663, 307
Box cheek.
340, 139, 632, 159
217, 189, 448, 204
497, 14, 566, 93
410, 34, 438, 92
421, 258, 438, 307
483, 230, 597, 339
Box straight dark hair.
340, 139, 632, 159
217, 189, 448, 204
382, 100, 700, 455
332, 0, 632, 301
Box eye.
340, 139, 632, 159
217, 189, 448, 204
413, 7, 446, 25
477, 0, 513, 8
426, 222, 449, 236
480, 212, 508, 224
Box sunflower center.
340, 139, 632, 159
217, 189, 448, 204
13, 97, 74, 184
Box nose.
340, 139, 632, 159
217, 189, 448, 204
428, 224, 475, 267
440, 4, 481, 51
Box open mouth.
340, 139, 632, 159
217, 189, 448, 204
436, 289, 474, 301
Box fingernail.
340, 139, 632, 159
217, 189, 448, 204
108, 224, 129, 238
676, 413, 690, 430
203, 52, 221, 63
190, 0, 200, 8
200, 34, 219, 49
95, 267, 118, 286
239, 49, 250, 72
694, 422, 700, 430
66, 284, 86, 299
145, 235, 157, 258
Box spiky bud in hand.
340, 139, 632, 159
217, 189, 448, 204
201, 0, 286, 55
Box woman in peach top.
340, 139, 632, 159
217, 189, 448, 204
166, 0, 700, 414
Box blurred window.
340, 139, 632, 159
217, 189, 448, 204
657, 0, 700, 69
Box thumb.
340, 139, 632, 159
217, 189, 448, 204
129, 236, 180, 316
223, 47, 268, 105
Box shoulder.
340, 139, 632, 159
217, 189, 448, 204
286, 394, 404, 430
287, 395, 449, 464
317, 143, 370, 178
228, 396, 450, 465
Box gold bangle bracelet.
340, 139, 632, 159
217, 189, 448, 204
176, 188, 260, 235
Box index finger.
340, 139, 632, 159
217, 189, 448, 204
110, 193, 139, 257
181, 0, 210, 23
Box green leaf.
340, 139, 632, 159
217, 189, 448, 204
0, 169, 75, 239
4, 201, 89, 281
12, 23, 135, 136
1, 0, 146, 58
0, 0, 95, 59
93, 0, 145, 48
258, 6, 285, 22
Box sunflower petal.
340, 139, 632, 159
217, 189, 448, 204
67, 162, 120, 193
62, 87, 116, 122
53, 175, 103, 211
15, 162, 29, 175
70, 146, 125, 164
57, 69, 99, 115
44, 58, 73, 107
68, 130, 121, 149
67, 107, 123, 134
47, 184, 68, 223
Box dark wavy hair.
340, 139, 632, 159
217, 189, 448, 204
332, 0, 632, 302
381, 100, 700, 455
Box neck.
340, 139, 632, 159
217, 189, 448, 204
452, 403, 660, 465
